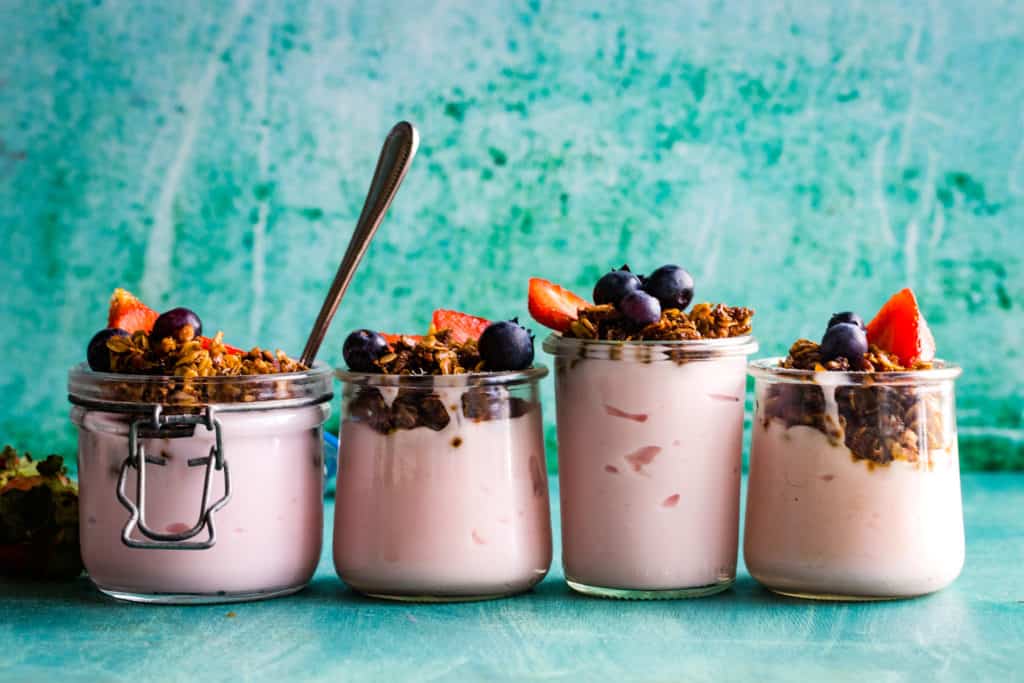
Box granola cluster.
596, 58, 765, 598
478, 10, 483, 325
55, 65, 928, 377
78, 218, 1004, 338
781, 338, 933, 372
95, 331, 308, 405
373, 330, 482, 375
763, 340, 949, 466
347, 385, 531, 435
566, 302, 754, 341
107, 330, 305, 378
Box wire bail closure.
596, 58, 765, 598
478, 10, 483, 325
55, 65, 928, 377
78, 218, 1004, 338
116, 405, 231, 550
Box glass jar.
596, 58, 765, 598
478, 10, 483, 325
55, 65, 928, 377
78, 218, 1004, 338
68, 363, 332, 604
544, 334, 759, 599
332, 367, 552, 601
744, 359, 964, 600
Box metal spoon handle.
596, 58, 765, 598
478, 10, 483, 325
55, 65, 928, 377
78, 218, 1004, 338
300, 121, 419, 366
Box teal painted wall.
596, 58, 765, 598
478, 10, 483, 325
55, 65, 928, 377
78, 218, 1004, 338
1, 0, 1021, 470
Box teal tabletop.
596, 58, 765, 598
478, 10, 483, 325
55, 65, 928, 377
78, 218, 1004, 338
2, 475, 1022, 683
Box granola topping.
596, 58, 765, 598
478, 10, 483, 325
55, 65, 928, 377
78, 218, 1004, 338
763, 339, 949, 467
566, 302, 754, 342
373, 330, 483, 375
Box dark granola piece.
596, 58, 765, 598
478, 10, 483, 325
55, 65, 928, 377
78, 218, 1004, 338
460, 386, 531, 421
347, 388, 393, 433
764, 339, 947, 465
566, 303, 752, 341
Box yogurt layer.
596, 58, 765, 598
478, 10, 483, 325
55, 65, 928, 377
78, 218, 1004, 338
555, 355, 747, 591
75, 407, 326, 598
744, 418, 964, 598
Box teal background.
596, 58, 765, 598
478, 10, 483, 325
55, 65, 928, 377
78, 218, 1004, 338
1, 0, 1021, 470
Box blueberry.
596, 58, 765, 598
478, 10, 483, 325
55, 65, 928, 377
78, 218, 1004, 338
343, 329, 390, 372
151, 307, 203, 343
642, 264, 694, 311
827, 311, 865, 330
87, 328, 130, 371
478, 319, 534, 371
593, 268, 642, 307
820, 322, 868, 365
619, 290, 662, 326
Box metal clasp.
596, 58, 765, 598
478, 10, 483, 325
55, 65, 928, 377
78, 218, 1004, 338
116, 405, 231, 550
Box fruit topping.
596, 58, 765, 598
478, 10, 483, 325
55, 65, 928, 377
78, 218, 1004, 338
107, 288, 159, 333
343, 329, 391, 372
528, 277, 589, 332
197, 335, 244, 356
642, 264, 695, 311
619, 290, 662, 326
593, 267, 642, 307
819, 322, 868, 366
478, 319, 535, 371
827, 311, 865, 330
430, 309, 491, 344
866, 288, 936, 366
87, 328, 129, 372
150, 307, 203, 345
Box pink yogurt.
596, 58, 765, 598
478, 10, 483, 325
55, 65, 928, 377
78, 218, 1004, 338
544, 334, 758, 599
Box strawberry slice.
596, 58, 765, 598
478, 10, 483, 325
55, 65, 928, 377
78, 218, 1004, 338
528, 277, 589, 333
381, 333, 424, 347
107, 288, 158, 333
199, 336, 244, 355
866, 288, 936, 366
430, 309, 490, 343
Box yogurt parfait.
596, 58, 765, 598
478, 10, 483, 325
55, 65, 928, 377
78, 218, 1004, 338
744, 288, 963, 600
69, 289, 331, 604
531, 265, 757, 599
333, 309, 552, 601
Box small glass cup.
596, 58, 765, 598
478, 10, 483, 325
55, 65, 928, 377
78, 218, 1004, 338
744, 359, 964, 600
332, 367, 552, 601
68, 363, 332, 604
544, 334, 758, 599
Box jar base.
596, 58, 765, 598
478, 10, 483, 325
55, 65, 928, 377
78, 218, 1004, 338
566, 577, 734, 600
95, 582, 308, 605
767, 587, 910, 602
354, 588, 525, 603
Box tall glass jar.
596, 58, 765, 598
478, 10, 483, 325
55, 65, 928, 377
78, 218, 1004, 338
744, 359, 964, 600
544, 334, 759, 599
333, 367, 552, 601
68, 363, 332, 604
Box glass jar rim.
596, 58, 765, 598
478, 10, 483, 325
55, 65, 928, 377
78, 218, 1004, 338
541, 333, 758, 360
748, 357, 963, 385
334, 364, 548, 388
67, 361, 334, 412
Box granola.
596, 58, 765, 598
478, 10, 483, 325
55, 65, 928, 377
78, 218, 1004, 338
373, 330, 483, 375
566, 303, 754, 342
763, 339, 949, 466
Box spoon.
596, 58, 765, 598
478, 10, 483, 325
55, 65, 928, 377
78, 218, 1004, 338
300, 121, 419, 367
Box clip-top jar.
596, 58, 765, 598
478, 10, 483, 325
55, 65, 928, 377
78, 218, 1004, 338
68, 362, 332, 604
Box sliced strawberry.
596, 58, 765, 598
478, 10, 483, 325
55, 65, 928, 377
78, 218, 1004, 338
430, 309, 490, 343
107, 288, 158, 333
866, 288, 936, 366
380, 333, 424, 347
528, 277, 589, 333
199, 336, 244, 355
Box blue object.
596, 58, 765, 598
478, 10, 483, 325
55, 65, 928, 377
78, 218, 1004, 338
1, 475, 1022, 681
323, 431, 338, 495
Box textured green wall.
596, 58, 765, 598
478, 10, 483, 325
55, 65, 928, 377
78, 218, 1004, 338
1, 0, 1021, 470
